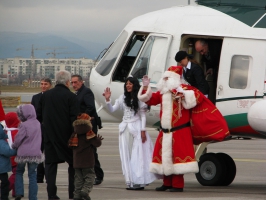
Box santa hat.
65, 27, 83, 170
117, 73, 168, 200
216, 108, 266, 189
163, 66, 183, 80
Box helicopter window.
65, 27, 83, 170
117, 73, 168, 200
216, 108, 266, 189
229, 55, 250, 89
95, 31, 128, 76
131, 36, 168, 83
112, 34, 147, 82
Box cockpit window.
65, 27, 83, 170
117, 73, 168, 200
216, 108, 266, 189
112, 33, 148, 82
131, 36, 154, 81
95, 31, 128, 76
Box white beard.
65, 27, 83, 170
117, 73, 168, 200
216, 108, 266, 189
156, 77, 181, 94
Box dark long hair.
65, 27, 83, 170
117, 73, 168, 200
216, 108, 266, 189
124, 76, 140, 115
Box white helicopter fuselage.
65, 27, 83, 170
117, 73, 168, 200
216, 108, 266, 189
90, 4, 266, 138
90, 2, 266, 186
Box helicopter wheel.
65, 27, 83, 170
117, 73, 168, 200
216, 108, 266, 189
196, 153, 226, 186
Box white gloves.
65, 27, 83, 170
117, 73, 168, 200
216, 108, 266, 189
142, 75, 150, 86
177, 86, 184, 93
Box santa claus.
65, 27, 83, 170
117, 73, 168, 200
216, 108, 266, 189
138, 66, 199, 192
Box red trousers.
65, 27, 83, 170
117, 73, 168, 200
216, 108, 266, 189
163, 174, 184, 188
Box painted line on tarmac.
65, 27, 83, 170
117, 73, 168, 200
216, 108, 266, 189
234, 158, 266, 163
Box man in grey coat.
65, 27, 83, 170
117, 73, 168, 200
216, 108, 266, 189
37, 70, 79, 200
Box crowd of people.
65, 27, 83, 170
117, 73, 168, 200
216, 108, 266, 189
0, 38, 225, 200
0, 71, 104, 200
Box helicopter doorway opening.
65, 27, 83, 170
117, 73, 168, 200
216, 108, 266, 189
112, 32, 172, 85
180, 35, 223, 104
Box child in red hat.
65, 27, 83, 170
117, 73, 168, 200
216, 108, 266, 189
4, 112, 20, 197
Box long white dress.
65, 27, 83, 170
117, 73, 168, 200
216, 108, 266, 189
106, 95, 157, 187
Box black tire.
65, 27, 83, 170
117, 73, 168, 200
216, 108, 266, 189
196, 153, 226, 186
216, 153, 236, 186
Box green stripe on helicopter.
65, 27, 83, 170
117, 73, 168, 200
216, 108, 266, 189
197, 0, 266, 28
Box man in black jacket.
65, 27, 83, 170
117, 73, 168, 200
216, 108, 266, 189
175, 51, 209, 96
195, 39, 223, 102
37, 71, 79, 200
31, 77, 52, 183
71, 74, 104, 185
194, 39, 222, 76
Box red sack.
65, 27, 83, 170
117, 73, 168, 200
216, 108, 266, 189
190, 96, 230, 145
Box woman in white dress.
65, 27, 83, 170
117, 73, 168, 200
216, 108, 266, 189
103, 76, 157, 190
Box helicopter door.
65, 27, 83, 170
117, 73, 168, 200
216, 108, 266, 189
130, 33, 172, 126
217, 37, 266, 113
130, 33, 172, 86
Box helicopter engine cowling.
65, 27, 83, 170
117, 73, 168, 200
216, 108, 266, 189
247, 99, 266, 136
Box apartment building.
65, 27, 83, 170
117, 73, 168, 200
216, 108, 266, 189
0, 57, 96, 79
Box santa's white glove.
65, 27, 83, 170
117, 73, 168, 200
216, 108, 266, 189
142, 75, 150, 86
176, 86, 184, 93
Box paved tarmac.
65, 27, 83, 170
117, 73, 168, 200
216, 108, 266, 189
5, 122, 265, 200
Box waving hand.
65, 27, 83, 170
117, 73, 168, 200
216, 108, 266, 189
103, 87, 111, 101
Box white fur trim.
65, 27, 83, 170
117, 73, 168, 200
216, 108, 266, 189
163, 71, 180, 80
150, 143, 199, 175
150, 162, 164, 175
182, 90, 196, 109
138, 86, 152, 102
162, 132, 174, 176
161, 92, 172, 129
160, 92, 174, 176
173, 161, 199, 174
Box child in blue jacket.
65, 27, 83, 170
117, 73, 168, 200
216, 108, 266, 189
0, 124, 17, 200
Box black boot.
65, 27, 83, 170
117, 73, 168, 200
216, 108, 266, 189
155, 185, 172, 191
169, 187, 183, 192
80, 191, 91, 200
93, 178, 103, 185
15, 196, 23, 200
48, 195, 60, 200
126, 187, 144, 190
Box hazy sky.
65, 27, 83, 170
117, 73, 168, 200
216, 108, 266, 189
0, 0, 189, 44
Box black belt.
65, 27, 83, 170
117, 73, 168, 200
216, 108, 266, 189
160, 122, 190, 133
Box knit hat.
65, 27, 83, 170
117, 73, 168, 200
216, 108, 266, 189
77, 113, 91, 120
5, 112, 20, 128
73, 113, 95, 140
163, 66, 183, 80
175, 51, 188, 62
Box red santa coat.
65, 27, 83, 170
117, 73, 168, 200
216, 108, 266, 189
138, 84, 200, 176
